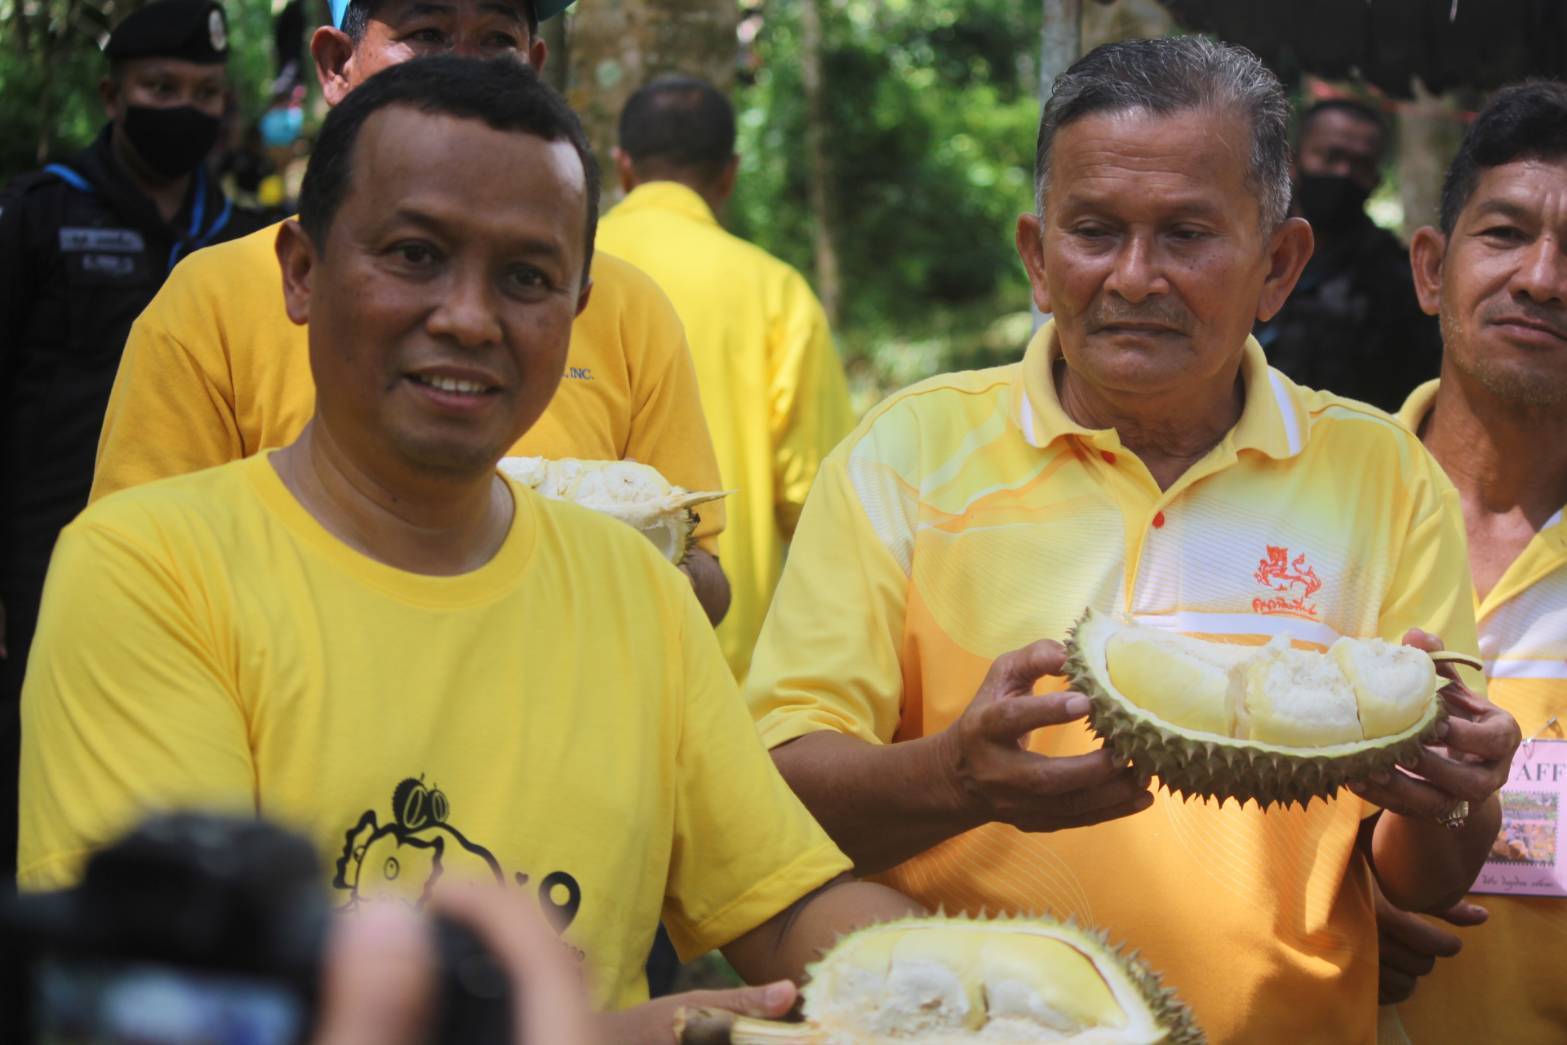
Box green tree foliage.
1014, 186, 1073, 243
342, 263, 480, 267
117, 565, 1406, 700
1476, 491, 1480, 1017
0, 0, 281, 182
731, 0, 1042, 363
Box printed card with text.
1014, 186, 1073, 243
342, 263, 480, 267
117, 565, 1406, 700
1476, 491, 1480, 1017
1473, 739, 1566, 897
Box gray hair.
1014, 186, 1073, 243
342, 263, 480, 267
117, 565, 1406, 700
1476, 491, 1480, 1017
1035, 36, 1292, 229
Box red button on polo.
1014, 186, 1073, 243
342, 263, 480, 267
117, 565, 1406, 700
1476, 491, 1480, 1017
1152, 511, 1166, 529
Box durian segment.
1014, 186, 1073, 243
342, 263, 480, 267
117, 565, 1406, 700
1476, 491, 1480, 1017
782, 915, 1202, 1044
496, 456, 729, 564
1063, 609, 1447, 808
1242, 638, 1363, 747
976, 935, 1127, 1036
880, 932, 986, 1035
1105, 628, 1238, 738
1330, 638, 1437, 739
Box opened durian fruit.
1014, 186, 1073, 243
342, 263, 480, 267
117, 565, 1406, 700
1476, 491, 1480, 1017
1063, 609, 1471, 808
679, 915, 1203, 1044
497, 457, 728, 564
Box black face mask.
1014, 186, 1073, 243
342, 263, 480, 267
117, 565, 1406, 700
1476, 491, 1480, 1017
122, 105, 222, 180
1295, 173, 1372, 237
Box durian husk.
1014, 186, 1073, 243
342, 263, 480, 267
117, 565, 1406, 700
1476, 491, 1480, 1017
678, 914, 1204, 1045
1063, 609, 1447, 809
496, 456, 729, 564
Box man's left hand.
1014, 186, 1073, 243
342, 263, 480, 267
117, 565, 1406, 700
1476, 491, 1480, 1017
679, 546, 731, 626
1350, 629, 1520, 820
1374, 880, 1488, 1005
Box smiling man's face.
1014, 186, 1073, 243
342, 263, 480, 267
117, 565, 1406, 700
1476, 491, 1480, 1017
281, 103, 589, 480
1421, 158, 1567, 406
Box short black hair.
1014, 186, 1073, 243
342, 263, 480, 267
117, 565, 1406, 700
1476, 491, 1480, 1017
298, 55, 599, 287
617, 74, 736, 185
341, 0, 538, 42
1439, 80, 1567, 235
1298, 98, 1387, 143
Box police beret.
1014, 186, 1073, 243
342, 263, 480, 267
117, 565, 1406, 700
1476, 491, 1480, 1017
105, 0, 228, 63
329, 0, 573, 30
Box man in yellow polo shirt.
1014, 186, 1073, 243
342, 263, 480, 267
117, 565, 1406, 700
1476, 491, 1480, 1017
90, 0, 733, 622
20, 56, 920, 1035
599, 75, 854, 679
1370, 82, 1567, 1044
744, 37, 1522, 1043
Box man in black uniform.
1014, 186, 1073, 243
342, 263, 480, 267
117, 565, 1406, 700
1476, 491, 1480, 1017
0, 0, 265, 880
1256, 99, 1442, 412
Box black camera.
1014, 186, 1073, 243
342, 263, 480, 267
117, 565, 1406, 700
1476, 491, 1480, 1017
1, 812, 514, 1044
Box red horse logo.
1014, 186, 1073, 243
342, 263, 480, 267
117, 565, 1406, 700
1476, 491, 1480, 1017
1252, 545, 1321, 617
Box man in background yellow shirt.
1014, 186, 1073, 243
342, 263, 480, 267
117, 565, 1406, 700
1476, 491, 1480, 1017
1373, 81, 1567, 1044
90, 0, 733, 622
745, 37, 1521, 1042
599, 75, 854, 679
21, 55, 920, 1036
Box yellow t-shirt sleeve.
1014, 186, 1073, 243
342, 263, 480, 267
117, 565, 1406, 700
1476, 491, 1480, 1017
91, 269, 243, 502
745, 443, 910, 750
17, 516, 255, 890
617, 267, 726, 549
661, 587, 851, 959
769, 273, 855, 539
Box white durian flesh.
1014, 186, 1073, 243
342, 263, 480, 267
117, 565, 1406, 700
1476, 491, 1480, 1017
707, 915, 1203, 1045
1065, 609, 1448, 808
497, 456, 729, 564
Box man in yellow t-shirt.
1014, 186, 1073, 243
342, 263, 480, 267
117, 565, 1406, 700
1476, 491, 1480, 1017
1370, 82, 1567, 1044
90, 0, 734, 623
744, 37, 1522, 1043
599, 75, 854, 679
20, 57, 919, 1035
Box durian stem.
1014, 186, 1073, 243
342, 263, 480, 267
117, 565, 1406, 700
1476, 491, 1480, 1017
675, 1009, 827, 1044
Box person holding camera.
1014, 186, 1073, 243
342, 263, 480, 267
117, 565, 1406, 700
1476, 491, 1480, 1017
17, 55, 920, 1042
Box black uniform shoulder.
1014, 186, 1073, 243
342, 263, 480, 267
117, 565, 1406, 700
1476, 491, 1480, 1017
0, 169, 78, 213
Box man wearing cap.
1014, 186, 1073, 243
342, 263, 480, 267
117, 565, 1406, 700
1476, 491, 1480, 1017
89, 0, 735, 624
0, 0, 266, 880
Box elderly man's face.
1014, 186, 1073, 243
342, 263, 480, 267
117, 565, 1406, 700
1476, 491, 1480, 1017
1412, 158, 1567, 406
1020, 107, 1305, 400
315, 0, 545, 106
278, 104, 590, 479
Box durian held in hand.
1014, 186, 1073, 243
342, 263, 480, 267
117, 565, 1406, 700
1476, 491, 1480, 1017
676, 914, 1204, 1045
497, 457, 730, 565
1064, 609, 1482, 809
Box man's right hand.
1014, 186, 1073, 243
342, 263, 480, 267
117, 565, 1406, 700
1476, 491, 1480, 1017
1374, 881, 1488, 1005
939, 638, 1154, 833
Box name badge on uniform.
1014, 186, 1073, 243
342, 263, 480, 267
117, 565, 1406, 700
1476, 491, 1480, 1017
1472, 738, 1567, 897
59, 227, 144, 253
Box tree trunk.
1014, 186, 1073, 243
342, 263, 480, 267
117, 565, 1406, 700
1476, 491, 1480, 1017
1040, 0, 1082, 103
799, 0, 840, 325
563, 0, 740, 194
542, 12, 570, 93
1397, 79, 1463, 237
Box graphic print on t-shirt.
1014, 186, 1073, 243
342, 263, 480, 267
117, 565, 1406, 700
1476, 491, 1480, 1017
331, 775, 582, 932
